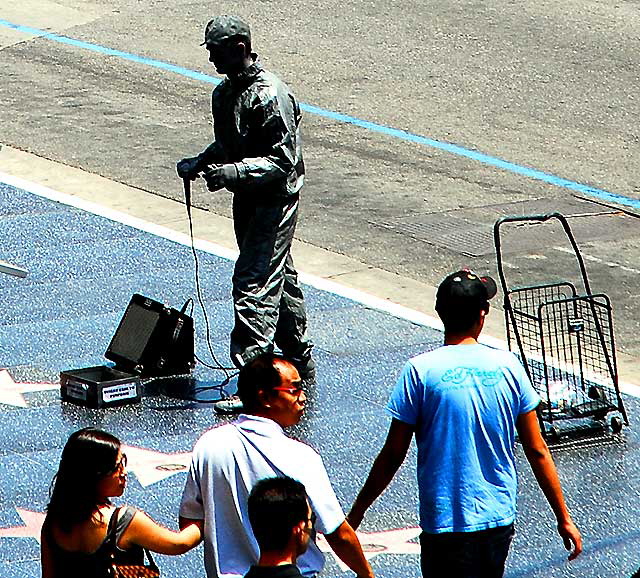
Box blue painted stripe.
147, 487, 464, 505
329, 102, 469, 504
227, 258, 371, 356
303, 103, 640, 209
3, 18, 640, 211
0, 19, 220, 85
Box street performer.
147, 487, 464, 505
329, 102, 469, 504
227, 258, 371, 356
177, 15, 315, 408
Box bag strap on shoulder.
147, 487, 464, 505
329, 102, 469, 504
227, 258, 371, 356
143, 548, 159, 571
108, 506, 159, 573
107, 507, 123, 552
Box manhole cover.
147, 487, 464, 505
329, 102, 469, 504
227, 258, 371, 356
370, 197, 637, 257
374, 214, 493, 257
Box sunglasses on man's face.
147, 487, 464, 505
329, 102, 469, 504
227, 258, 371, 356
272, 385, 305, 398
304, 511, 317, 537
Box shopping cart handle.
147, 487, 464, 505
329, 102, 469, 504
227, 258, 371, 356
493, 210, 592, 299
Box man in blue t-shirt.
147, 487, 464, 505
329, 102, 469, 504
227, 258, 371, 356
348, 270, 582, 577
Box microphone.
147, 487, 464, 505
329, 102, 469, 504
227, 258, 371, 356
183, 177, 191, 214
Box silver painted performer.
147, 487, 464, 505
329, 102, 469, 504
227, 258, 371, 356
177, 16, 315, 398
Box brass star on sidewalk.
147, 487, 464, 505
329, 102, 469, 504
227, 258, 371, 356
0, 509, 45, 543
122, 444, 192, 487
0, 370, 58, 408
318, 526, 421, 569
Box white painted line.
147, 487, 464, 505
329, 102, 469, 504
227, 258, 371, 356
0, 173, 502, 344
553, 246, 640, 275
0, 172, 239, 261
3, 171, 639, 399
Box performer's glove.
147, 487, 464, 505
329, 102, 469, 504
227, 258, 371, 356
176, 156, 203, 180
202, 164, 239, 192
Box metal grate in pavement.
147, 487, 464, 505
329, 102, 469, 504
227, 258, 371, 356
370, 197, 638, 257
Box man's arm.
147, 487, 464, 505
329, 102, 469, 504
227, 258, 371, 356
227, 90, 300, 188
323, 520, 374, 578
199, 141, 225, 165
202, 87, 302, 192
516, 410, 582, 560
347, 419, 414, 530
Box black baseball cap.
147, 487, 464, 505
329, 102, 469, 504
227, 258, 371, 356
201, 15, 251, 48
435, 270, 498, 314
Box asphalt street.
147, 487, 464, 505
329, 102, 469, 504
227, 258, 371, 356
3, 1, 640, 366
2, 0, 640, 355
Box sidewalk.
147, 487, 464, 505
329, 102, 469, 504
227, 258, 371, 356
1, 149, 639, 577
3, 145, 640, 388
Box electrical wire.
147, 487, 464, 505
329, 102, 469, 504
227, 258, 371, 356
141, 372, 235, 404
181, 297, 194, 317
183, 177, 236, 396
194, 352, 236, 372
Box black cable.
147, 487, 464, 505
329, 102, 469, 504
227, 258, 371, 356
183, 177, 233, 385
141, 371, 237, 404
194, 352, 236, 372
191, 370, 239, 396
180, 297, 194, 316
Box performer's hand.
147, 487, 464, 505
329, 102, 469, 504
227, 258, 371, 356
176, 156, 202, 180
202, 164, 238, 192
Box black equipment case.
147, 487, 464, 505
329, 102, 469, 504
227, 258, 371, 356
60, 294, 195, 408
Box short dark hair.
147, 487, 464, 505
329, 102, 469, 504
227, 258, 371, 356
237, 354, 289, 411
437, 305, 487, 333
248, 477, 309, 552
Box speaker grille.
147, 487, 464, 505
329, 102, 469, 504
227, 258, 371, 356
109, 304, 160, 362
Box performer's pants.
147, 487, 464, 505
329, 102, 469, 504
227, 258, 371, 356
230, 195, 314, 375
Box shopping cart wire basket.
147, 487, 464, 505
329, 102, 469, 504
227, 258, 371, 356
493, 212, 628, 440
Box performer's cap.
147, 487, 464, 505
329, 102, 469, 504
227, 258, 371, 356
201, 15, 251, 47
436, 270, 497, 313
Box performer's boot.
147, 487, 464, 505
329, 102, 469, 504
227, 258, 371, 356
291, 350, 316, 387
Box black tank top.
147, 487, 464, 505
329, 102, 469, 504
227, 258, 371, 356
45, 506, 144, 577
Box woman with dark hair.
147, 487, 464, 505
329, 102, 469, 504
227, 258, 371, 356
41, 427, 201, 577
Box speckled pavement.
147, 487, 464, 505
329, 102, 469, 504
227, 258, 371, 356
1, 180, 639, 578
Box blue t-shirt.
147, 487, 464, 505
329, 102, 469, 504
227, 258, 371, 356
387, 343, 540, 534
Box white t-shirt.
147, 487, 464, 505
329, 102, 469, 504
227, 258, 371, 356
179, 414, 345, 578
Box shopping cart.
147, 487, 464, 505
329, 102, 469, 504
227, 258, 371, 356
493, 213, 628, 440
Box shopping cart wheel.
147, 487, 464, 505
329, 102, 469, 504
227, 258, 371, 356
594, 409, 608, 421
548, 425, 561, 441
610, 416, 623, 434
588, 385, 605, 401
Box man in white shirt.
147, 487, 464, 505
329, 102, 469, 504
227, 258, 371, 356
179, 354, 374, 578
